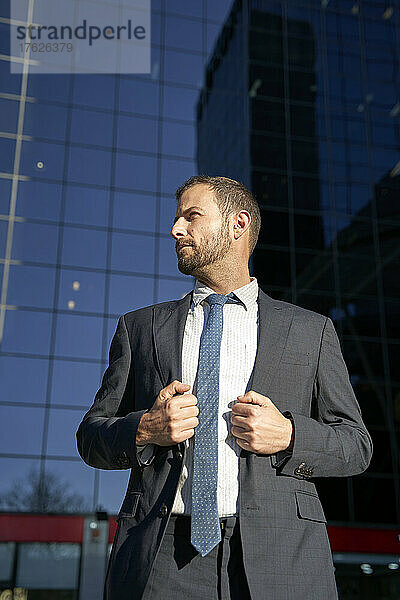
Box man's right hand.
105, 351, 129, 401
135, 380, 199, 446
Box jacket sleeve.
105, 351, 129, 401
76, 314, 148, 470
271, 317, 373, 478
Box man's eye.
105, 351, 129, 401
189, 213, 200, 219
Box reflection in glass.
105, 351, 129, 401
55, 314, 103, 360
16, 543, 80, 590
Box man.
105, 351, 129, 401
76, 176, 372, 600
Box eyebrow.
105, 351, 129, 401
173, 206, 204, 224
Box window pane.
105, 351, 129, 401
157, 278, 192, 303
55, 314, 103, 360
98, 470, 129, 514
108, 274, 154, 315
162, 121, 195, 158
254, 249, 291, 289
112, 191, 156, 233
0, 138, 15, 173
0, 59, 22, 94
159, 197, 176, 236
68, 147, 111, 187
16, 543, 80, 589
20, 140, 66, 180
24, 102, 68, 142
117, 115, 158, 153
0, 458, 40, 509
12, 222, 59, 264
353, 477, 397, 524
51, 360, 102, 408
111, 232, 155, 274
7, 265, 56, 309
166, 0, 202, 19
2, 310, 52, 355
165, 16, 202, 52
27, 74, 71, 102
0, 179, 11, 214
315, 477, 349, 522
161, 158, 196, 196
70, 108, 114, 148
114, 153, 157, 192
61, 227, 108, 270
47, 409, 86, 458
0, 543, 15, 582
17, 181, 62, 222
64, 186, 109, 228
57, 269, 106, 313
0, 406, 44, 455
162, 85, 197, 121
0, 356, 48, 405
0, 98, 18, 134
73, 74, 115, 109
44, 460, 95, 512
164, 49, 203, 86
0, 221, 8, 257
118, 78, 159, 116
158, 237, 185, 279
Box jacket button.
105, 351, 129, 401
294, 462, 306, 476
159, 504, 168, 517
117, 452, 130, 469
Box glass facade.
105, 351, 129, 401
0, 0, 399, 585
197, 0, 400, 526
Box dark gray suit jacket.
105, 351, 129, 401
76, 288, 372, 600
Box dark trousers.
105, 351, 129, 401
142, 515, 252, 600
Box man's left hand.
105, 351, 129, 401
230, 391, 292, 454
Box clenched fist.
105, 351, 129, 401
136, 380, 199, 446
231, 390, 292, 454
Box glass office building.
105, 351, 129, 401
197, 0, 400, 526
0, 0, 399, 598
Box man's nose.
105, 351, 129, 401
171, 217, 187, 239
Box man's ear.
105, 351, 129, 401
233, 210, 251, 240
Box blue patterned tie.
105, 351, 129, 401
191, 293, 229, 556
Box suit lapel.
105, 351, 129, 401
247, 288, 295, 396
152, 292, 192, 387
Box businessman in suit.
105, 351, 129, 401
76, 175, 372, 600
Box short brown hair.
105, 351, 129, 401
175, 175, 261, 255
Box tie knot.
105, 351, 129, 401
207, 293, 228, 307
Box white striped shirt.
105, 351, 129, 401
171, 277, 258, 516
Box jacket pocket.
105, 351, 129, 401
295, 490, 326, 523
117, 491, 141, 519
280, 351, 310, 366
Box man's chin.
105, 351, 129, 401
177, 260, 196, 275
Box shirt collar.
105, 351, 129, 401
192, 277, 258, 311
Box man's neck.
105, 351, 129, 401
196, 273, 252, 295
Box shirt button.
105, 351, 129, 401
159, 504, 168, 517
176, 450, 183, 460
